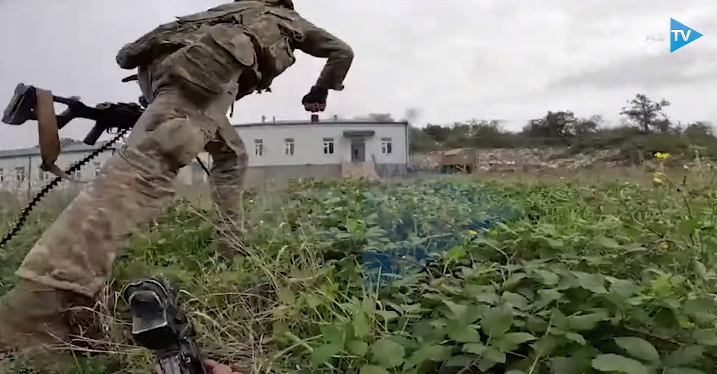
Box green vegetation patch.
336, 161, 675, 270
1, 168, 716, 373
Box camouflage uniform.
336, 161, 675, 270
0, 0, 352, 353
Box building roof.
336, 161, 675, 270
0, 141, 115, 159
233, 119, 408, 128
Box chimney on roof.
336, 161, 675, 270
261, 115, 266, 123
272, 116, 276, 123
310, 114, 319, 123
333, 115, 338, 122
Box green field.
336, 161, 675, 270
1, 164, 716, 374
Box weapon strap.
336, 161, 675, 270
35, 88, 82, 183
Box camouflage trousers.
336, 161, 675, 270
13, 61, 249, 299
0, 23, 261, 359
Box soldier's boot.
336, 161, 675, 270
0, 279, 72, 352
0, 280, 82, 373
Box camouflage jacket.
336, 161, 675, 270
116, 1, 353, 99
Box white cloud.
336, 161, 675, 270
0, 0, 715, 149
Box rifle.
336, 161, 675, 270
2, 83, 145, 177
0, 81, 208, 249
0, 82, 146, 248
2, 83, 144, 144
123, 277, 207, 374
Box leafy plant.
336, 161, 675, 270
1, 161, 716, 373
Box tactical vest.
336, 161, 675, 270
116, 1, 305, 94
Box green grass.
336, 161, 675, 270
1, 163, 717, 374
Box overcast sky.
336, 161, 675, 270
0, 0, 715, 149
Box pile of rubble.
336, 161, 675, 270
410, 148, 628, 172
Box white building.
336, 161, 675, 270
0, 116, 409, 191
0, 142, 116, 193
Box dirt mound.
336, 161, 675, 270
410, 148, 627, 171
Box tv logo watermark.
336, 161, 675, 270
670, 18, 703, 52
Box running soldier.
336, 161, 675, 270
0, 0, 353, 359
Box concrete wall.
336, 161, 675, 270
180, 163, 407, 187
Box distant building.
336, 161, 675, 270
0, 116, 409, 191
0, 141, 115, 192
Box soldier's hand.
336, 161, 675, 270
154, 360, 242, 374
204, 359, 243, 374
302, 86, 328, 112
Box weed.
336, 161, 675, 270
1, 162, 716, 373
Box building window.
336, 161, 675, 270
323, 137, 334, 154
381, 137, 393, 154
15, 166, 25, 181
93, 161, 102, 176
254, 139, 264, 156
0, 168, 4, 182
38, 169, 49, 181
284, 138, 295, 155
71, 170, 82, 181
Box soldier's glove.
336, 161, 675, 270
302, 86, 328, 113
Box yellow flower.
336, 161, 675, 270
655, 152, 670, 160
468, 229, 478, 236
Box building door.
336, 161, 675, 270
350, 139, 365, 162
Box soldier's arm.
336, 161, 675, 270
293, 17, 354, 91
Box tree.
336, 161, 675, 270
522, 111, 578, 144
423, 124, 452, 142
682, 122, 717, 155
619, 94, 671, 132
408, 126, 437, 152
404, 93, 716, 159
465, 120, 512, 148
573, 115, 602, 137
683, 121, 714, 138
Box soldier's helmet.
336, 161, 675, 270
235, 0, 294, 10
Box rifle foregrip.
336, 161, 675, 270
83, 124, 104, 146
